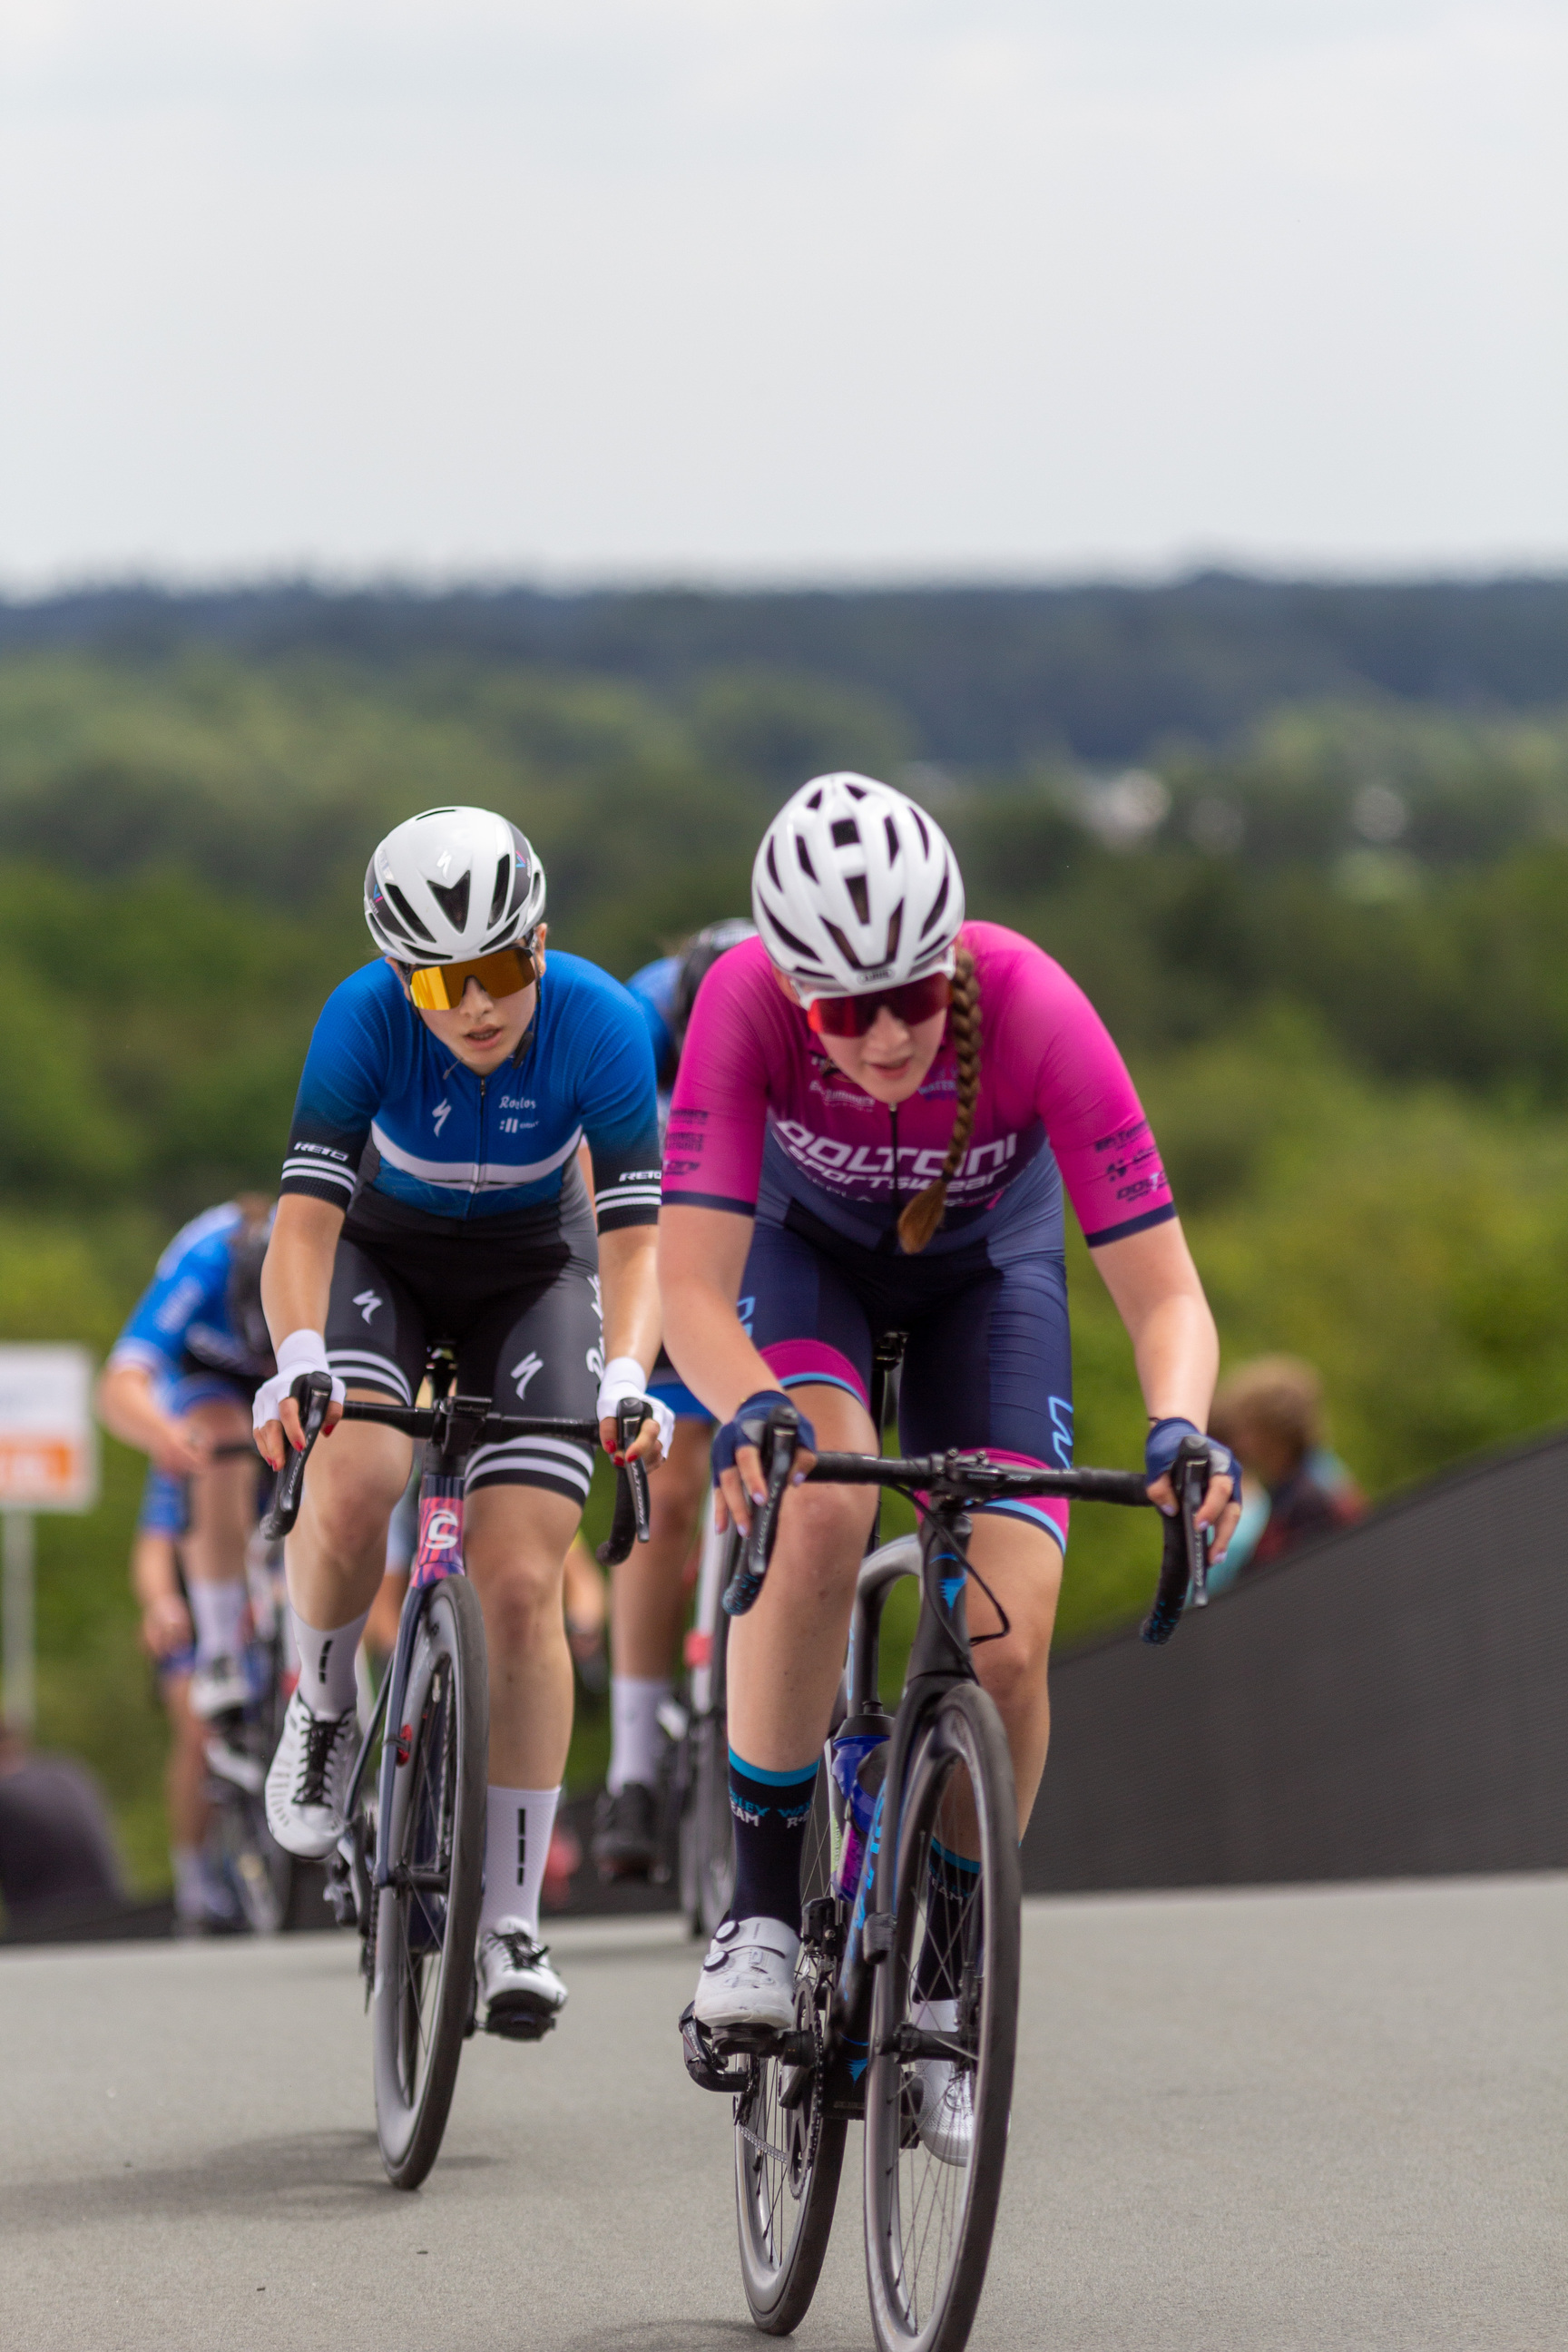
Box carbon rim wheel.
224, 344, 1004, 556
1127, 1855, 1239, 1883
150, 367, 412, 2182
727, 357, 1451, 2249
734, 1765, 845, 2335
864, 1682, 1021, 2352
371, 1577, 487, 2190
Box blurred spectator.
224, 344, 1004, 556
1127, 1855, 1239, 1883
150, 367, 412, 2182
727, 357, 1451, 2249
1209, 1356, 1366, 1583
0, 1720, 125, 1936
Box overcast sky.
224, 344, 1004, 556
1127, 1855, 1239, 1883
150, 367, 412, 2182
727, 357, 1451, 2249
1, 0, 1563, 585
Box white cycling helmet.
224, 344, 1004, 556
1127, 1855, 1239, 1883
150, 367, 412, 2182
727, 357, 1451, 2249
751, 774, 965, 999
364, 806, 546, 965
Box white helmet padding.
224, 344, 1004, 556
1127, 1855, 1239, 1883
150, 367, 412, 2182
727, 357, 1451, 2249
364, 807, 546, 965
751, 774, 965, 999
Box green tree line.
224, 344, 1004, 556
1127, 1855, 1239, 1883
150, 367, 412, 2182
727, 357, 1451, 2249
5, 649, 1568, 1886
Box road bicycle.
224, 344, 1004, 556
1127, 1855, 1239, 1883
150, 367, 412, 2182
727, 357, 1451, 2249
167, 1440, 297, 1936
264, 1352, 650, 2190
681, 1386, 1210, 2352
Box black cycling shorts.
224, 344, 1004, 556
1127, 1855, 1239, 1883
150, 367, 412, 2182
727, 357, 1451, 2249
741, 1201, 1074, 1554
324, 1178, 602, 1510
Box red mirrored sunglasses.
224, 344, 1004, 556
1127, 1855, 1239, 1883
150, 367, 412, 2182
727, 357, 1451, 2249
806, 972, 951, 1038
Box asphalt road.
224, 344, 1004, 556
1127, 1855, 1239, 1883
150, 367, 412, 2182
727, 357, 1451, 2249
2, 1876, 1562, 2352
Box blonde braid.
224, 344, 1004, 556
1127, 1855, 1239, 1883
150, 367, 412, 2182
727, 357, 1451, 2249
897, 945, 981, 1254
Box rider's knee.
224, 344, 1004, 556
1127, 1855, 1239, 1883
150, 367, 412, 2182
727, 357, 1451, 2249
469, 1549, 563, 1650
770, 1482, 873, 1595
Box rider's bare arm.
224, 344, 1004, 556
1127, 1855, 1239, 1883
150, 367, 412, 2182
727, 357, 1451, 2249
256, 1192, 347, 1465
130, 1528, 192, 1658
597, 1223, 666, 1465
97, 1363, 211, 1478
659, 1203, 820, 1527
1091, 1219, 1238, 1546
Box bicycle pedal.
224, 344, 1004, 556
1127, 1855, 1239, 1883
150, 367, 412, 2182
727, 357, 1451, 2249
679, 2002, 750, 2095
483, 2005, 557, 2043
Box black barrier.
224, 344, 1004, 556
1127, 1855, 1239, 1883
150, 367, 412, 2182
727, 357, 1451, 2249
1024, 1426, 1568, 1892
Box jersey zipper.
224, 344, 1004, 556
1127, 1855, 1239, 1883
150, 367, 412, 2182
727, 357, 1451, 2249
473, 1073, 486, 1218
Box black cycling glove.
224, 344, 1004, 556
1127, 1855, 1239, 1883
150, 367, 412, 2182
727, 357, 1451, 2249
1144, 1416, 1242, 1512
711, 1390, 818, 1486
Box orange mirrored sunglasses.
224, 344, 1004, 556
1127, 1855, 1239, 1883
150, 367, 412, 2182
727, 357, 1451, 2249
406, 944, 537, 1011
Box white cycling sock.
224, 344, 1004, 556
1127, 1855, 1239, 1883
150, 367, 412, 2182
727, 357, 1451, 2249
482, 1785, 561, 1939
290, 1607, 370, 1719
171, 1845, 205, 1922
607, 1676, 671, 1794
188, 1578, 248, 1667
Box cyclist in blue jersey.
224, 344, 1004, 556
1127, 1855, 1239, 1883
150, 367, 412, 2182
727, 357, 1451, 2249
593, 920, 755, 1879
253, 806, 668, 2034
97, 1196, 277, 1927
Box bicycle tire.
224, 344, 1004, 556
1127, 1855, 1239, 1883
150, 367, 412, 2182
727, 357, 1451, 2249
734, 1762, 844, 2334
863, 1681, 1021, 2352
370, 1576, 488, 2190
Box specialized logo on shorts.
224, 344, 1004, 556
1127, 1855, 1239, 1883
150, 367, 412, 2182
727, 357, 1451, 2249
353, 1289, 383, 1324
511, 1351, 544, 1400
588, 1275, 603, 1323
587, 1345, 605, 1384
433, 1099, 452, 1136
1049, 1396, 1073, 1469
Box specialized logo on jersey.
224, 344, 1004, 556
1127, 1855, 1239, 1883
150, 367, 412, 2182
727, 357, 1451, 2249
353, 1289, 383, 1324
510, 1351, 544, 1400
433, 1099, 452, 1136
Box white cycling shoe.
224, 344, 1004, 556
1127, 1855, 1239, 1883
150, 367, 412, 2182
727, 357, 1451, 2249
264, 1690, 358, 1859
477, 1922, 568, 2039
693, 1916, 801, 2046
190, 1653, 251, 1720
907, 1996, 975, 2167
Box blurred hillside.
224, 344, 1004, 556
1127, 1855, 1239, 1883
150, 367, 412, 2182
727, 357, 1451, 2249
5, 607, 1568, 1886
5, 571, 1568, 762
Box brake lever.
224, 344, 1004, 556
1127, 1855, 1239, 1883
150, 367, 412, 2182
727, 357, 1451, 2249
595, 1397, 653, 1567
722, 1406, 799, 1617
260, 1370, 334, 1542
1139, 1431, 1211, 1646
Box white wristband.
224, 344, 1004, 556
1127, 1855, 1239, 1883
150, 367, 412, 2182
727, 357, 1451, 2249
596, 1355, 673, 1455
252, 1329, 346, 1432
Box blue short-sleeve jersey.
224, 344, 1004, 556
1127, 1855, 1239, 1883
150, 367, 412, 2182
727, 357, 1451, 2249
109, 1203, 271, 1382
279, 955, 662, 1230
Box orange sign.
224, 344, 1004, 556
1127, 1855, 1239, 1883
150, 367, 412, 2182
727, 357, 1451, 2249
0, 1348, 99, 1513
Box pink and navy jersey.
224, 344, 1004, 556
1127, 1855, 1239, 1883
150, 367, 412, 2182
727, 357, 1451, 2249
663, 924, 1173, 1256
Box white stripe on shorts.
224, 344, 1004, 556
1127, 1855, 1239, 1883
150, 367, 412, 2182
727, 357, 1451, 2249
328, 1349, 413, 1406
466, 1434, 593, 1495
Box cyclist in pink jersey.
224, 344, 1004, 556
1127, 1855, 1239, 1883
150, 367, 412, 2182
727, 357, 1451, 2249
660, 773, 1240, 2064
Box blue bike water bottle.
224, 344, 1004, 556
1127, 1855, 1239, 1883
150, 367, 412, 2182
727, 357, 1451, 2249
830, 1729, 889, 1901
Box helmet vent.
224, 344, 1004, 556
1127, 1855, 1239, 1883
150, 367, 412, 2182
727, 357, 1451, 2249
910, 809, 930, 855
429, 872, 471, 932
796, 838, 818, 882
383, 882, 436, 945
762, 908, 821, 965
830, 818, 859, 848
884, 815, 900, 861
488, 855, 512, 927
847, 875, 870, 925
885, 904, 903, 964
823, 920, 865, 973
919, 866, 951, 937
766, 840, 782, 890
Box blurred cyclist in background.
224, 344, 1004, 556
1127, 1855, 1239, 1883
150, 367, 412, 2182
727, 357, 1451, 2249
97, 1195, 277, 1928
1208, 1355, 1364, 1581
592, 919, 755, 1880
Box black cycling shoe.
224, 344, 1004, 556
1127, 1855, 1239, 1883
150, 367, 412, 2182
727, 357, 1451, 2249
592, 1780, 660, 1881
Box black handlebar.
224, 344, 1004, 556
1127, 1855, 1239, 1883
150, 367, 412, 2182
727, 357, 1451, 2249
257, 1373, 654, 1559
718, 1430, 1217, 1642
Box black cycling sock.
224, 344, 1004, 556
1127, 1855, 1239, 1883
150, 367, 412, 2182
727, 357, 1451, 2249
914, 1838, 980, 2003
727, 1751, 818, 1932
